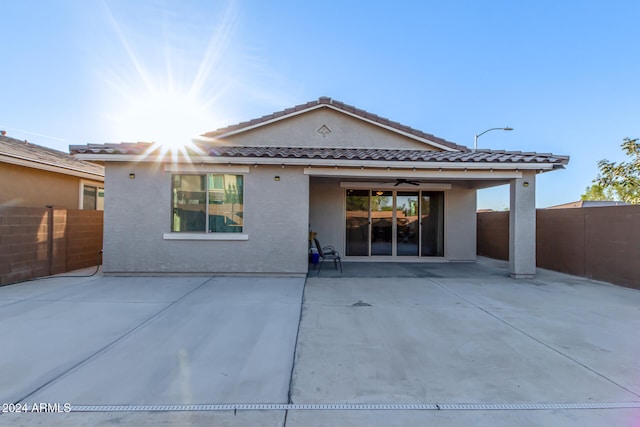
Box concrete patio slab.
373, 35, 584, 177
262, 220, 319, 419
284, 407, 640, 427
0, 410, 286, 427
431, 274, 640, 399
1, 258, 639, 426
309, 258, 512, 279
0, 275, 103, 301
291, 276, 640, 405
3, 406, 639, 427
27, 277, 304, 405
0, 276, 304, 409
0, 295, 170, 404
46, 276, 209, 303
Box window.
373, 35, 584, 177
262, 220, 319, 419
171, 174, 243, 233
82, 185, 104, 210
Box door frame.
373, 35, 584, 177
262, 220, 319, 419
343, 186, 447, 259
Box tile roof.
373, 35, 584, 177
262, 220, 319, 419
1, 135, 104, 178
70, 143, 569, 167
203, 97, 469, 152
70, 142, 151, 155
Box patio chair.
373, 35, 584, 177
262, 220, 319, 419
314, 238, 342, 274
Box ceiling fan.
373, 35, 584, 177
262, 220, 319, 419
393, 178, 421, 186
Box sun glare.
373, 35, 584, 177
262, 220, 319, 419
100, 1, 240, 160
115, 89, 211, 154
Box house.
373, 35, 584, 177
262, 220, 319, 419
546, 200, 630, 209
0, 132, 104, 209
70, 97, 569, 278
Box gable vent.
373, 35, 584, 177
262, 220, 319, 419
317, 124, 332, 137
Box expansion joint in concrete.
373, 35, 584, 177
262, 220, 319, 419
13, 276, 216, 405
286, 276, 307, 405
428, 278, 640, 400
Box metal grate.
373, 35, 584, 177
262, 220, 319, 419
71, 402, 640, 412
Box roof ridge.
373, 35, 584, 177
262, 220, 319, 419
1, 134, 71, 156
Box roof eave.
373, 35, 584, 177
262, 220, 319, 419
72, 153, 560, 171
1, 153, 105, 181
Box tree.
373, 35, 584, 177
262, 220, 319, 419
581, 184, 614, 201
583, 137, 640, 204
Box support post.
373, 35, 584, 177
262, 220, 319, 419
509, 171, 536, 279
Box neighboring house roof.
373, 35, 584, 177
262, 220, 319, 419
1, 134, 104, 181
70, 143, 569, 170
546, 200, 630, 209
203, 97, 468, 152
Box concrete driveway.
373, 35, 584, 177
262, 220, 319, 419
1, 259, 640, 426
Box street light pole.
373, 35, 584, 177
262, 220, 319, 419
474, 127, 513, 152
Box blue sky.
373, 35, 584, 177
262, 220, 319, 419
2, 0, 639, 209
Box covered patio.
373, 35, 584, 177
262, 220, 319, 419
307, 155, 555, 279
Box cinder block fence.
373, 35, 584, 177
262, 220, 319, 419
0, 207, 103, 285
477, 206, 640, 290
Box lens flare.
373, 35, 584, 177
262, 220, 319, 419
113, 89, 210, 155
99, 1, 239, 160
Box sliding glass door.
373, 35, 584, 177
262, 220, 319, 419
371, 191, 393, 255
421, 192, 444, 257
345, 190, 370, 256
396, 192, 419, 256
345, 189, 444, 257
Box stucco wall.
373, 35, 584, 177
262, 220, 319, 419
309, 179, 344, 250
309, 179, 477, 261
444, 186, 477, 261
102, 162, 309, 275
223, 108, 437, 150
0, 163, 102, 209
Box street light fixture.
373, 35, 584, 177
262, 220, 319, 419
474, 127, 513, 152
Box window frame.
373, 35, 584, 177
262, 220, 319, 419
164, 169, 248, 241
79, 181, 104, 210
